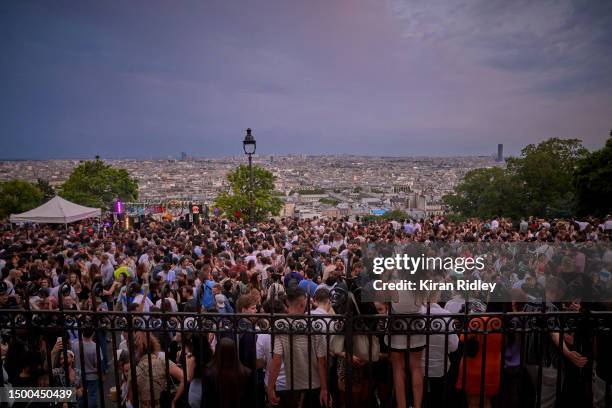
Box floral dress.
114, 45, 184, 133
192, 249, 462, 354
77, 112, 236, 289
52, 367, 81, 407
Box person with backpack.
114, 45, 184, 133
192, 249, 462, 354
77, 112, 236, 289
267, 271, 285, 301
284, 262, 303, 289
196, 266, 217, 311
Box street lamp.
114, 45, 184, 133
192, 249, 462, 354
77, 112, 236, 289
243, 128, 256, 225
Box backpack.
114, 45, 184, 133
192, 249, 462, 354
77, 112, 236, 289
200, 280, 216, 310
267, 282, 285, 301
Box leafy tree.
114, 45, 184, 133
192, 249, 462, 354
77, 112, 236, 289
359, 209, 409, 222
36, 178, 56, 200
506, 138, 587, 217
381, 209, 408, 221
214, 164, 283, 222
574, 136, 612, 217
0, 180, 44, 219
60, 158, 139, 209
294, 188, 326, 195
444, 138, 587, 219
319, 197, 340, 206
443, 167, 522, 219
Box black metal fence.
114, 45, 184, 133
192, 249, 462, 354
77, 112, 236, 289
1, 306, 611, 408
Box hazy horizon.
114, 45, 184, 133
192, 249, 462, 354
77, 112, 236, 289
2, 0, 611, 159
0, 152, 507, 161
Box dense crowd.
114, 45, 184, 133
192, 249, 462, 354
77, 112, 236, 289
1, 214, 612, 408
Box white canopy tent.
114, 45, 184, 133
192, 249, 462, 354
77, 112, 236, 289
9, 196, 101, 224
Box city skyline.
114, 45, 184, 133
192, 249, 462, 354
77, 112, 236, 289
2, 0, 612, 159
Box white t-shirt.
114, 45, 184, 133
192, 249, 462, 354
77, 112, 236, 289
576, 221, 590, 231
155, 297, 178, 312
126, 294, 154, 312
443, 295, 465, 314
419, 303, 458, 377
318, 244, 331, 254
138, 253, 150, 268
256, 334, 286, 390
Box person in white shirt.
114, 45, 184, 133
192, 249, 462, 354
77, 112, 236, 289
155, 296, 178, 312
257, 300, 287, 394
491, 218, 499, 231
419, 293, 458, 389
128, 291, 154, 313
331, 233, 344, 249
260, 242, 274, 258
576, 220, 590, 231
317, 239, 331, 254
310, 288, 335, 335
138, 249, 154, 271
604, 215, 612, 231
389, 273, 426, 408
100, 254, 115, 287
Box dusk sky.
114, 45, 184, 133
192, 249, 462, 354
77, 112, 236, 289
1, 0, 611, 159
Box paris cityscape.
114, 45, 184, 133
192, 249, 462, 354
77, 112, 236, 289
2, 1, 612, 408
0, 152, 502, 219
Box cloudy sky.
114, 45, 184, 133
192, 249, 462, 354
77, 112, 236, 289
1, 0, 611, 159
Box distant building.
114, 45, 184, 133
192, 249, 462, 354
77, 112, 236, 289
180, 152, 187, 161
497, 144, 503, 162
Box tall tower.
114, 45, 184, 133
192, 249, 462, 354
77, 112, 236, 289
497, 144, 503, 162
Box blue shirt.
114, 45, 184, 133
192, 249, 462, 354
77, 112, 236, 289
284, 271, 303, 288
298, 279, 318, 297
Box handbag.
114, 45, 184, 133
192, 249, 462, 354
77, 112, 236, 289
330, 293, 380, 362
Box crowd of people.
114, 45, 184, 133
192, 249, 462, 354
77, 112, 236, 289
1, 214, 612, 408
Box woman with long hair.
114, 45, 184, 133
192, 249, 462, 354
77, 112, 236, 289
185, 333, 214, 408
52, 349, 83, 406
248, 272, 263, 304
203, 337, 253, 408
246, 259, 257, 278
132, 331, 185, 408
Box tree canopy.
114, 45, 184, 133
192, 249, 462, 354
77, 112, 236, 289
574, 136, 612, 217
214, 164, 283, 222
36, 178, 55, 201
0, 180, 44, 219
60, 159, 139, 209
382, 209, 409, 221
443, 138, 592, 219
443, 167, 521, 219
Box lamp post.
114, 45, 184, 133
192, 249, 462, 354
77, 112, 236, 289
243, 128, 256, 225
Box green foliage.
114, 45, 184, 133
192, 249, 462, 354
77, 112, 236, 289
381, 209, 408, 221
360, 209, 409, 222
36, 179, 55, 200
60, 159, 139, 209
0, 180, 44, 219
359, 214, 379, 223
443, 167, 522, 219
294, 188, 326, 195
574, 137, 612, 217
506, 138, 587, 217
444, 138, 589, 219
319, 197, 340, 206
353, 186, 363, 193
214, 164, 283, 222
